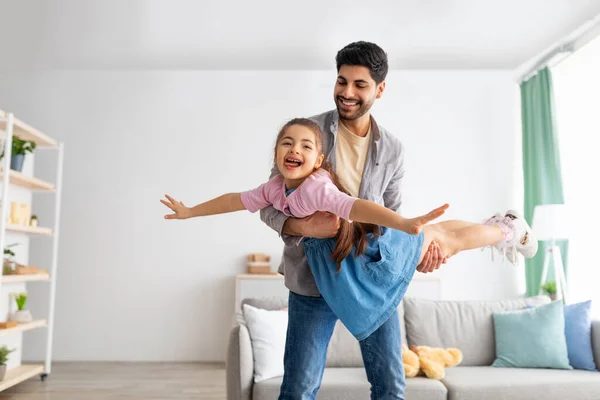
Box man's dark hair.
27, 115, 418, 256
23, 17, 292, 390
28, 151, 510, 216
335, 41, 388, 84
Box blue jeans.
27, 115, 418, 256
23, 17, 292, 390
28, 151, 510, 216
278, 291, 406, 400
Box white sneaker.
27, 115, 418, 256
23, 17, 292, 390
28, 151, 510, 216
483, 213, 518, 263
504, 210, 538, 259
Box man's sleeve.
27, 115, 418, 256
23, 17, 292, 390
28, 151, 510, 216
383, 141, 405, 213
259, 164, 298, 246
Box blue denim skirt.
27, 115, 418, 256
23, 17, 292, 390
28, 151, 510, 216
304, 227, 424, 341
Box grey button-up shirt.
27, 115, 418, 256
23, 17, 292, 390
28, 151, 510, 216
259, 109, 405, 296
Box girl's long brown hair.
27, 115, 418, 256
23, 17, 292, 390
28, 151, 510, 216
274, 118, 380, 272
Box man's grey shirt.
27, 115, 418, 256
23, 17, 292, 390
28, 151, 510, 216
259, 109, 405, 296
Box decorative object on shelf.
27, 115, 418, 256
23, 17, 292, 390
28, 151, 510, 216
15, 265, 47, 275
19, 203, 30, 225
8, 136, 36, 173
9, 292, 32, 324
0, 345, 15, 381
8, 202, 32, 226
0, 322, 18, 329
540, 281, 558, 301
9, 202, 20, 225
3, 249, 15, 275
2, 243, 47, 276
29, 214, 38, 227
247, 253, 272, 274
2, 243, 20, 275
532, 204, 570, 303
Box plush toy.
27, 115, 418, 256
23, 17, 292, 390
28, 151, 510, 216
402, 344, 463, 380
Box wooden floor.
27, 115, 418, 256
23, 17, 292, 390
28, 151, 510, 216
0, 362, 226, 400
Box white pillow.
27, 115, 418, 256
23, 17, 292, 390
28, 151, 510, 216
242, 304, 288, 383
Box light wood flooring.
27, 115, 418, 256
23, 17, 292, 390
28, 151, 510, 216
0, 362, 226, 400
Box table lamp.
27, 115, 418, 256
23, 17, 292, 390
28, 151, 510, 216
531, 204, 570, 303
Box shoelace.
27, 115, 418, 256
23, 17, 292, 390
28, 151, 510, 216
481, 243, 518, 265
481, 216, 519, 265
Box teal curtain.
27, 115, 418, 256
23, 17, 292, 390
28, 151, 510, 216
521, 67, 568, 296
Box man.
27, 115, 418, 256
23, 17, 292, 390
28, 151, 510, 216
260, 41, 445, 400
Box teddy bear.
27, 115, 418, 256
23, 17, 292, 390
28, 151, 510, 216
402, 344, 463, 380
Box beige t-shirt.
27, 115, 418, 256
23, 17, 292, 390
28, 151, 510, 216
335, 121, 371, 197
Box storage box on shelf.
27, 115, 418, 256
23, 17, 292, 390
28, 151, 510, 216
0, 109, 63, 391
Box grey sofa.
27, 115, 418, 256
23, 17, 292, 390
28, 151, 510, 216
227, 296, 600, 400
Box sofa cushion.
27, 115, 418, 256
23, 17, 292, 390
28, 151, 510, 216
326, 302, 407, 368
594, 320, 600, 370
254, 368, 447, 400
564, 300, 597, 370
403, 296, 549, 366
242, 304, 288, 382
492, 300, 572, 369
442, 366, 600, 400
325, 320, 364, 368
242, 296, 288, 311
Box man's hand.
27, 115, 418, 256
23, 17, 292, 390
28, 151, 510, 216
286, 211, 340, 238
417, 241, 447, 273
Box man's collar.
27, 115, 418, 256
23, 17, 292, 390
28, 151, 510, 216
329, 109, 381, 141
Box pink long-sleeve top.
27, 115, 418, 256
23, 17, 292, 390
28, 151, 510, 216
240, 169, 357, 222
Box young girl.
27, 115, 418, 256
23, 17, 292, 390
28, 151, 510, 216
161, 118, 537, 340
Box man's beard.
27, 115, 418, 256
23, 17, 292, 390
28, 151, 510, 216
336, 97, 375, 121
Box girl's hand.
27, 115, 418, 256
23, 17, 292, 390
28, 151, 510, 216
161, 194, 192, 220
409, 204, 449, 234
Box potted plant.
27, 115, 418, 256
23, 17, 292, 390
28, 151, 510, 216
3, 248, 16, 275
10, 292, 32, 323
0, 345, 15, 381
30, 214, 38, 227
2, 243, 20, 275
540, 281, 558, 301
5, 136, 36, 172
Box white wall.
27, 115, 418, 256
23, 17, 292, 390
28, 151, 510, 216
0, 69, 519, 362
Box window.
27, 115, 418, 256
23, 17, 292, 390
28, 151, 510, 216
552, 35, 600, 316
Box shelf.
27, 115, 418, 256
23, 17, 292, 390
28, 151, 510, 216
0, 273, 50, 283
0, 364, 44, 391
236, 273, 283, 280
5, 224, 53, 236
0, 320, 47, 337
0, 169, 55, 191
0, 109, 57, 148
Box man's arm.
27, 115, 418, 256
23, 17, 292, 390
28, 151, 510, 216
382, 145, 405, 213
260, 203, 340, 242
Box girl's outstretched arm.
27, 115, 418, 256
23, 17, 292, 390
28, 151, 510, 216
349, 200, 449, 234
161, 193, 246, 220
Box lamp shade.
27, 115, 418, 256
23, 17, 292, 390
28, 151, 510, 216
531, 204, 570, 241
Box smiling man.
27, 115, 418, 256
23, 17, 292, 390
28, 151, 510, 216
260, 41, 445, 400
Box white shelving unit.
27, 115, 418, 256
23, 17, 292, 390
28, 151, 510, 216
0, 109, 63, 390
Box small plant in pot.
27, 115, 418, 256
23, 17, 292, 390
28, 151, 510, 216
3, 248, 16, 275
0, 345, 15, 381
540, 281, 558, 301
10, 292, 33, 324
2, 243, 21, 275
2, 136, 37, 173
